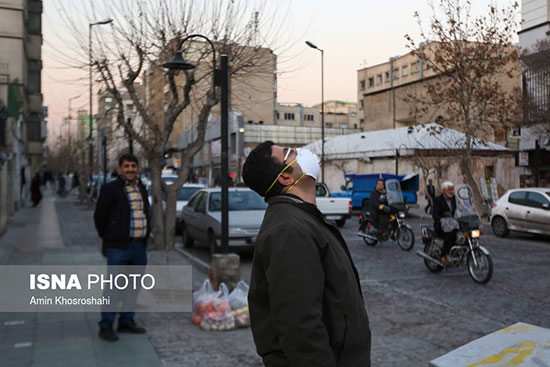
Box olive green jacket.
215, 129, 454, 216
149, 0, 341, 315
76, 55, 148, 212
249, 195, 371, 367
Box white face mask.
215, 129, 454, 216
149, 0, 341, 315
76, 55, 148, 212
296, 148, 321, 180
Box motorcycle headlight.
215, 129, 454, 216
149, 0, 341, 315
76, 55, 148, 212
398, 212, 405, 218
471, 230, 480, 238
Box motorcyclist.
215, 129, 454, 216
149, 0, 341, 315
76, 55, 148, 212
432, 181, 457, 265
368, 179, 390, 239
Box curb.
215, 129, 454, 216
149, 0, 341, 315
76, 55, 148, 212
174, 244, 210, 273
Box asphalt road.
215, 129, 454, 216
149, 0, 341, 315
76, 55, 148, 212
177, 212, 550, 366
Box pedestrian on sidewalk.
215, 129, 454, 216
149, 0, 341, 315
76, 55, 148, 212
242, 141, 371, 367
93, 153, 151, 342
425, 178, 436, 214
30, 173, 42, 207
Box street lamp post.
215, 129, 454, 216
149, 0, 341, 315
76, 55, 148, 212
89, 18, 113, 199
67, 94, 80, 171
163, 34, 231, 253
306, 40, 325, 183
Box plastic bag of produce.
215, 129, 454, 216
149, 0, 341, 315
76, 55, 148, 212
192, 279, 215, 325
198, 282, 235, 331
228, 281, 250, 328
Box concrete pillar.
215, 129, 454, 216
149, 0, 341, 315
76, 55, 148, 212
209, 253, 240, 291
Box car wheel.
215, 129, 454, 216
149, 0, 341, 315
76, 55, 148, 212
208, 231, 218, 257
181, 223, 194, 248
491, 216, 509, 238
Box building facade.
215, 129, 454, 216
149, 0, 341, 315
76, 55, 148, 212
357, 42, 521, 145
0, 0, 45, 234
518, 0, 550, 187
178, 110, 361, 186
142, 42, 277, 149
312, 100, 358, 129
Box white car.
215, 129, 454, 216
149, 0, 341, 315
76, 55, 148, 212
490, 188, 550, 237
146, 182, 205, 231
180, 187, 267, 255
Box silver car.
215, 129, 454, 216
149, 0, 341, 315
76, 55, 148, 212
180, 188, 267, 255
490, 188, 550, 237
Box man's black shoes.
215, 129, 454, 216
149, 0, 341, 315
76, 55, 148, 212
117, 320, 146, 334
99, 327, 119, 342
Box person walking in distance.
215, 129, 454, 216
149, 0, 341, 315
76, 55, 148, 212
425, 179, 436, 214
93, 153, 151, 342
242, 141, 371, 366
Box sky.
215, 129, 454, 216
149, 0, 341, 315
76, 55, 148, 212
42, 0, 513, 145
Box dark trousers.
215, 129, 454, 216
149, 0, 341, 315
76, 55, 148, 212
99, 239, 147, 330
440, 230, 457, 257
376, 213, 390, 235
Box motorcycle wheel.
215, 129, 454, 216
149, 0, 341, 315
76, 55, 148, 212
423, 242, 443, 273
467, 248, 493, 284
396, 226, 415, 251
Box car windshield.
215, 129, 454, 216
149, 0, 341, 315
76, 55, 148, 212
209, 191, 267, 211
178, 187, 202, 201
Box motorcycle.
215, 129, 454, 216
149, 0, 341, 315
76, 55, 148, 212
416, 184, 493, 284
357, 179, 415, 251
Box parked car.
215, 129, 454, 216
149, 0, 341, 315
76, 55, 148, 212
146, 182, 205, 232
180, 188, 267, 255
490, 188, 550, 237
316, 183, 352, 227
175, 184, 206, 230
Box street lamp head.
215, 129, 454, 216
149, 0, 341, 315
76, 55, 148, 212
305, 41, 318, 49
162, 51, 196, 71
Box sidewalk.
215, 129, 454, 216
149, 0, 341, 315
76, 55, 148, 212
0, 190, 164, 367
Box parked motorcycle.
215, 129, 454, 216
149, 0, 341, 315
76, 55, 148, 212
416, 184, 493, 284
357, 179, 415, 251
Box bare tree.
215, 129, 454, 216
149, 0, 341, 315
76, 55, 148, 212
404, 0, 522, 216
52, 0, 294, 250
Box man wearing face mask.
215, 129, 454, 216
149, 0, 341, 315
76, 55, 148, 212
242, 141, 371, 367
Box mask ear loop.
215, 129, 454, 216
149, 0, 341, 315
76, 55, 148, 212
285, 172, 306, 193
264, 159, 297, 195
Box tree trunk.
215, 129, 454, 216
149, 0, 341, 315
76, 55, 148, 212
149, 162, 165, 250
164, 188, 178, 252
458, 157, 488, 218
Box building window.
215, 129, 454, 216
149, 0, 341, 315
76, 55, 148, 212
360, 80, 366, 90
376, 74, 382, 85
360, 119, 364, 126
27, 60, 41, 94
28, 1, 42, 35
368, 77, 374, 87
411, 61, 419, 74
304, 114, 314, 121
248, 120, 253, 124
284, 113, 295, 120
276, 112, 280, 119
354, 123, 357, 129
402, 65, 408, 77
385, 71, 390, 83
360, 100, 364, 109
394, 68, 399, 79
27, 113, 41, 142
259, 120, 264, 124
326, 123, 333, 128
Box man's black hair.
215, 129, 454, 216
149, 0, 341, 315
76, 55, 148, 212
242, 141, 292, 199
118, 153, 139, 166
